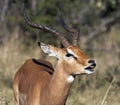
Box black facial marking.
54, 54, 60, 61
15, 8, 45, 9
73, 56, 77, 60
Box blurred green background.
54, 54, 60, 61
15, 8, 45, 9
0, 0, 120, 105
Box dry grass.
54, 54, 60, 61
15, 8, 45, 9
0, 28, 120, 105
0, 33, 40, 105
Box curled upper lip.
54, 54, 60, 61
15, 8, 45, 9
85, 63, 96, 70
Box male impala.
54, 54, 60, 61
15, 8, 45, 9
13, 5, 96, 105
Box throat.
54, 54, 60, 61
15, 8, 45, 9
43, 63, 74, 105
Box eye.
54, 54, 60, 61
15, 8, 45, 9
66, 53, 73, 57
66, 53, 78, 60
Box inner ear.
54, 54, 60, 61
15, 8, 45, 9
40, 42, 51, 54
40, 42, 59, 58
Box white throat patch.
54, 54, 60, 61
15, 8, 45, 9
67, 75, 75, 83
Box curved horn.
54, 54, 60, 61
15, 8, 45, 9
57, 7, 80, 46
23, 4, 70, 47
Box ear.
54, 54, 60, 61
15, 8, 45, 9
40, 42, 59, 58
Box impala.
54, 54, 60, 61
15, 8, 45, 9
13, 5, 96, 105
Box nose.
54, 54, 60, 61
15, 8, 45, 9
88, 59, 96, 68
88, 59, 95, 64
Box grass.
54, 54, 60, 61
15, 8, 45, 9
0, 28, 120, 105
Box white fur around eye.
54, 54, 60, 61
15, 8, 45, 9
67, 49, 77, 58
67, 49, 75, 55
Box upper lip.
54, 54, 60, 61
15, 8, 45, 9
85, 63, 96, 70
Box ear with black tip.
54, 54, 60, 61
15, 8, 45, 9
38, 42, 40, 46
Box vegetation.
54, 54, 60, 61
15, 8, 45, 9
0, 0, 120, 105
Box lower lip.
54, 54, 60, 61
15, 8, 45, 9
85, 69, 94, 74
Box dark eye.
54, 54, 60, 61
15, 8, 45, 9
66, 53, 73, 57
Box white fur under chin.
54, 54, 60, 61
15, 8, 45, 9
67, 75, 75, 83
85, 70, 93, 74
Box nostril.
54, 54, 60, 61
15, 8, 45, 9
88, 60, 95, 64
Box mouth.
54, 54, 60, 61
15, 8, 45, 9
84, 63, 96, 74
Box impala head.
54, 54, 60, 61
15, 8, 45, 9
23, 5, 96, 75
39, 42, 96, 75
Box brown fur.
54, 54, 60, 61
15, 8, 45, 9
13, 45, 95, 105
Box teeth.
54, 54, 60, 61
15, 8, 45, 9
84, 67, 95, 74
84, 63, 96, 74
85, 66, 93, 70
90, 66, 94, 69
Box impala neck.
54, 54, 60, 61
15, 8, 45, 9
42, 60, 75, 105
